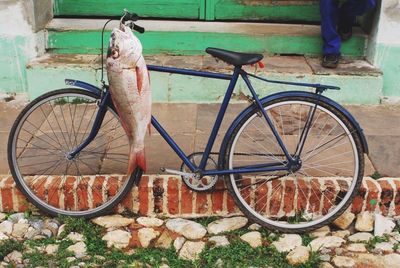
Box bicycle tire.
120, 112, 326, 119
8, 88, 142, 218
221, 95, 364, 233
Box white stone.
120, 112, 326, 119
11, 223, 29, 238
41, 229, 52, 238
166, 218, 207, 240
57, 224, 66, 237
174, 237, 186, 252
207, 217, 248, 234
271, 234, 302, 252
348, 232, 373, 243
155, 230, 173, 249
44, 220, 59, 236
347, 243, 367, 252
179, 241, 205, 261
333, 210, 355, 230
0, 213, 6, 222
0, 220, 13, 235
0, 232, 8, 240
67, 242, 87, 258
209, 236, 230, 247
309, 236, 345, 251
5, 251, 22, 264
137, 217, 164, 227
67, 232, 84, 243
331, 230, 350, 239
8, 213, 24, 223
240, 231, 262, 248
18, 219, 28, 224
248, 223, 261, 231
25, 227, 40, 239
286, 246, 310, 265
320, 262, 334, 268
332, 256, 355, 268
66, 257, 76, 262
45, 244, 59, 255
138, 228, 160, 248
374, 242, 394, 253
355, 212, 374, 232
92, 215, 134, 228
310, 226, 330, 238
383, 254, 400, 267
102, 230, 131, 249
374, 214, 395, 236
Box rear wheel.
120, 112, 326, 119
8, 88, 141, 218
222, 96, 364, 233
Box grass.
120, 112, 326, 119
0, 239, 24, 259
370, 171, 383, 180
17, 216, 321, 267
365, 235, 389, 251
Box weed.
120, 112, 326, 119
366, 235, 389, 251
0, 239, 24, 258
371, 171, 383, 180
301, 233, 313, 246
195, 216, 219, 227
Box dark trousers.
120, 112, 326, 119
320, 0, 376, 55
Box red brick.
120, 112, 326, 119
152, 177, 164, 213
296, 178, 309, 213
240, 178, 252, 206
394, 179, 400, 215
351, 182, 367, 214
226, 193, 236, 213
269, 180, 283, 216
377, 179, 393, 216
1, 176, 14, 211
47, 176, 61, 208
322, 179, 338, 215
283, 180, 295, 215
255, 179, 268, 214
167, 177, 179, 215
211, 180, 224, 214
15, 189, 28, 211
180, 184, 193, 214
336, 179, 350, 208
309, 179, 322, 213
196, 192, 208, 214
76, 176, 90, 211
91, 176, 105, 208
138, 176, 149, 215
365, 180, 379, 212
32, 176, 48, 202
64, 176, 76, 210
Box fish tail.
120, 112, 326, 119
127, 147, 146, 174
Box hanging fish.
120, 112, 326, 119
106, 23, 151, 174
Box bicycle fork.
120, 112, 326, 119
66, 89, 111, 160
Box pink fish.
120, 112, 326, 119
106, 23, 151, 174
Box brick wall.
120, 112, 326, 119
1, 175, 399, 218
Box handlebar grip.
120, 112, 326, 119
132, 24, 145, 33
122, 12, 139, 23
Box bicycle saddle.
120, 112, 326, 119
206, 47, 263, 66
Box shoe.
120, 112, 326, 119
322, 54, 340, 68
338, 18, 353, 41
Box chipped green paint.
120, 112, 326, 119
213, 0, 320, 21
374, 44, 400, 97
47, 30, 366, 57
53, 0, 204, 19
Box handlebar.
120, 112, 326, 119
121, 11, 145, 33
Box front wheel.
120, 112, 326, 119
222, 96, 364, 233
8, 88, 141, 218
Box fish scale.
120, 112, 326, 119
106, 23, 151, 174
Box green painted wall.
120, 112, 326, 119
374, 44, 400, 97
47, 30, 366, 57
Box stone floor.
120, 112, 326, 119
0, 94, 399, 176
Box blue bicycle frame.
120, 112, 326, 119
66, 64, 343, 176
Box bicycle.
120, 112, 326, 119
8, 12, 368, 233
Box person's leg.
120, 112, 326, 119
320, 0, 341, 56
340, 0, 376, 23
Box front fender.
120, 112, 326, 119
65, 79, 102, 96
218, 91, 369, 167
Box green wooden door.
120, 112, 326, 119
53, 0, 206, 19
207, 0, 320, 21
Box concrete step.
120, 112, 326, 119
46, 19, 367, 57
27, 53, 382, 103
